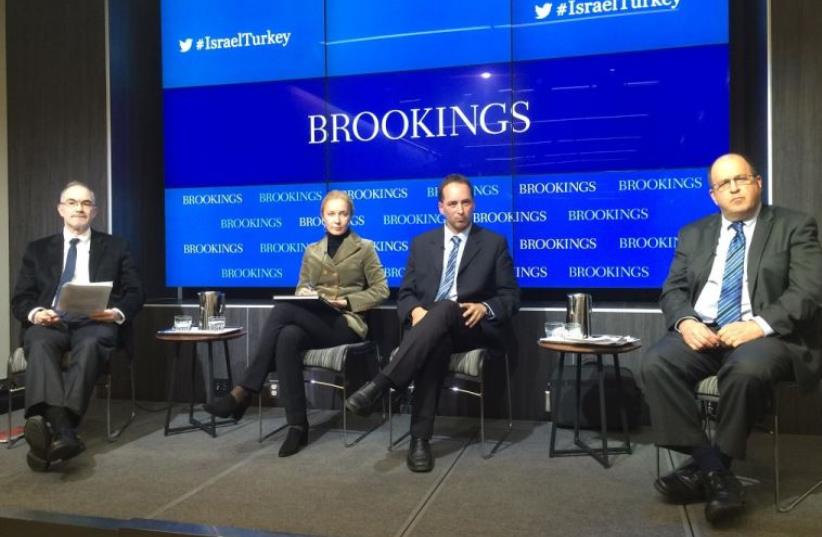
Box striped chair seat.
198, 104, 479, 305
695, 375, 720, 402
387, 347, 488, 379
448, 348, 487, 378
301, 341, 376, 373
9, 347, 27, 375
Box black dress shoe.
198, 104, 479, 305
654, 459, 706, 504
26, 450, 50, 472
48, 429, 86, 462
704, 470, 744, 524
406, 437, 434, 472
345, 381, 383, 417
278, 425, 309, 457
204, 393, 251, 420
24, 416, 51, 460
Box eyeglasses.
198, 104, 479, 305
61, 199, 95, 209
711, 174, 757, 193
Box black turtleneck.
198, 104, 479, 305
326, 229, 351, 259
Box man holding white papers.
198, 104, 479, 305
11, 182, 143, 469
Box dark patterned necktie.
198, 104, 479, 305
716, 222, 745, 326
54, 238, 80, 307
435, 236, 461, 301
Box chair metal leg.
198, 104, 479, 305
505, 353, 513, 431
107, 358, 137, 442
388, 386, 412, 451
3, 384, 25, 448
479, 377, 486, 457
773, 395, 822, 512
656, 446, 661, 478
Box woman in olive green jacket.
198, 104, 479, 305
204, 190, 389, 456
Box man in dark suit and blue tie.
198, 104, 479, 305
11, 182, 144, 469
346, 174, 520, 472
641, 154, 822, 524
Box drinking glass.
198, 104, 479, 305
544, 322, 565, 339
564, 322, 583, 339
207, 315, 226, 330
173, 315, 193, 331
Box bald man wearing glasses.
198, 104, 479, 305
641, 153, 822, 524
11, 181, 144, 470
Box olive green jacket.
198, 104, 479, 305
295, 231, 389, 338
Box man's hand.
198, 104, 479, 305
33, 309, 61, 326
678, 319, 722, 351
717, 320, 765, 348
459, 302, 487, 328
410, 306, 428, 326
89, 309, 121, 323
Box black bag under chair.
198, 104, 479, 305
550, 360, 643, 431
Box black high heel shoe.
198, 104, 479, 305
278, 425, 309, 457
203, 393, 250, 420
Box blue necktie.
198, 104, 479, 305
435, 236, 461, 301
716, 222, 745, 326
54, 238, 80, 307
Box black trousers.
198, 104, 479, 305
24, 322, 118, 423
240, 302, 359, 425
640, 331, 794, 460
382, 300, 489, 439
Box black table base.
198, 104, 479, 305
549, 351, 632, 468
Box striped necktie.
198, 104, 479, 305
435, 236, 461, 301
54, 238, 80, 307
716, 222, 745, 326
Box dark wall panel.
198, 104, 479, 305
771, 0, 822, 223
109, 0, 169, 301
769, 0, 822, 434
6, 0, 108, 346
7, 0, 108, 244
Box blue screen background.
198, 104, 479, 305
162, 0, 730, 289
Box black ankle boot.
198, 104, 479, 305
203, 393, 250, 420
278, 425, 309, 457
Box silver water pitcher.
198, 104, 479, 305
197, 291, 225, 328
566, 293, 593, 337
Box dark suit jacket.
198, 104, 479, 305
660, 205, 822, 390
397, 225, 520, 349
11, 229, 145, 325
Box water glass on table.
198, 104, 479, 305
207, 315, 226, 331
564, 322, 584, 339
544, 321, 565, 339
173, 315, 192, 331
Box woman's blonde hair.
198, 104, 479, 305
320, 189, 354, 215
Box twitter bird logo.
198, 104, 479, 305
179, 38, 193, 53
534, 2, 553, 20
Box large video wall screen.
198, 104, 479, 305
162, 0, 729, 289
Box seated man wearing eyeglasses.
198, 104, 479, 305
11, 181, 144, 469
640, 153, 822, 524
